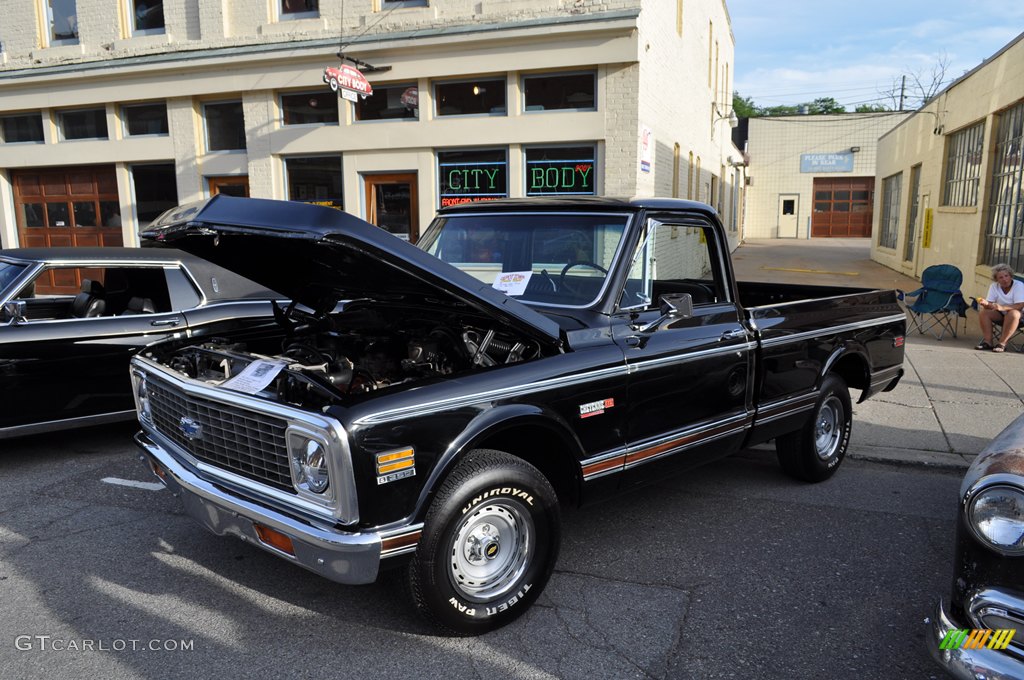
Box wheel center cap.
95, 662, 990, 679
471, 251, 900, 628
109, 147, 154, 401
481, 536, 500, 560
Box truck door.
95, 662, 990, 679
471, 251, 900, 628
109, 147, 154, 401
613, 217, 755, 487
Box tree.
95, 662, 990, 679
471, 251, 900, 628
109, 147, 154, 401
880, 53, 951, 110
807, 97, 846, 114
732, 92, 758, 118
854, 103, 889, 113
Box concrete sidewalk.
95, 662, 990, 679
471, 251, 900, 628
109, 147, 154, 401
733, 238, 1024, 470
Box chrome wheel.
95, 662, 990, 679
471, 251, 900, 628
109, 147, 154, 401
449, 500, 534, 602
814, 396, 844, 461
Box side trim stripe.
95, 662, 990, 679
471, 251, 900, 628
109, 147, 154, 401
759, 313, 906, 348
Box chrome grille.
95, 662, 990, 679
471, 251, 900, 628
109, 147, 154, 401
145, 375, 294, 493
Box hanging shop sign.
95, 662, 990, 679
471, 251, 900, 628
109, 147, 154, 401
401, 87, 419, 109
323, 65, 373, 102
438, 157, 508, 207
526, 158, 595, 196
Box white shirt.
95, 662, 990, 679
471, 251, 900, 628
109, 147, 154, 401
987, 279, 1024, 307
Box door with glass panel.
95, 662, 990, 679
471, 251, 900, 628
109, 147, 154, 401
364, 173, 419, 242
903, 165, 922, 264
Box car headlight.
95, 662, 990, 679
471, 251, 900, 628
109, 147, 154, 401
969, 484, 1024, 555
135, 372, 152, 422
288, 430, 331, 496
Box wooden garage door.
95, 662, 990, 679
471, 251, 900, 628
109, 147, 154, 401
811, 177, 874, 237
13, 166, 123, 249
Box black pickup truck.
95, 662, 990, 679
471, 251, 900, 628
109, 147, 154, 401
131, 195, 906, 634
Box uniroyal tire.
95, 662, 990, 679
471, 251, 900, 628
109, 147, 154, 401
775, 373, 852, 483
405, 449, 560, 636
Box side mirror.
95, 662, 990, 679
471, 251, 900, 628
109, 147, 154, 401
635, 293, 694, 333
659, 293, 694, 320
2, 300, 27, 325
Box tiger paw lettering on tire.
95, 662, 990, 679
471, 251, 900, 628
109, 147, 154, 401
405, 449, 560, 636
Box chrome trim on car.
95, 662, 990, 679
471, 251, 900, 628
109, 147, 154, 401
927, 598, 1024, 680
753, 392, 819, 425
135, 431, 382, 585
354, 363, 630, 425
0, 409, 136, 440
966, 587, 1024, 633
758, 313, 907, 348
624, 413, 752, 469
379, 525, 425, 558
132, 355, 359, 524
626, 341, 757, 374
580, 448, 629, 480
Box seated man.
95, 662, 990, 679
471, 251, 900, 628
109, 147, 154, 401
976, 263, 1024, 352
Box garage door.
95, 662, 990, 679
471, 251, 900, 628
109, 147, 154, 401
811, 177, 874, 237
13, 166, 123, 249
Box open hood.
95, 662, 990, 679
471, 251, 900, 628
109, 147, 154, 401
142, 196, 563, 347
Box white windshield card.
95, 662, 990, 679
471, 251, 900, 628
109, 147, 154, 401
221, 359, 286, 394
493, 271, 533, 296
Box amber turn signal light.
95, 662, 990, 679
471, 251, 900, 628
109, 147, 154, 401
253, 523, 295, 556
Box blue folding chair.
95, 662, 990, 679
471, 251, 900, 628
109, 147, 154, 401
898, 264, 968, 339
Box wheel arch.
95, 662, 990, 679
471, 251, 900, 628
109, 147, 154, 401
413, 404, 585, 521
822, 342, 870, 402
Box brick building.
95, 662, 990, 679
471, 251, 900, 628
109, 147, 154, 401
0, 0, 743, 250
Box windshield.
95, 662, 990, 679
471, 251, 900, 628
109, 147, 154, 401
419, 213, 630, 307
0, 260, 29, 297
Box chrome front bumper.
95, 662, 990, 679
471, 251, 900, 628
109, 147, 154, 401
135, 430, 384, 585
927, 598, 1024, 680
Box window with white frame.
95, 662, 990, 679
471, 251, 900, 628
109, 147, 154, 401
280, 0, 318, 19
435, 78, 506, 117
122, 102, 168, 136
58, 108, 108, 140
1, 114, 44, 143
280, 91, 338, 125
879, 172, 902, 250
203, 101, 245, 151
285, 156, 342, 208
128, 0, 164, 34
522, 72, 596, 112
943, 121, 985, 207
382, 0, 428, 8
43, 0, 79, 45
983, 100, 1024, 271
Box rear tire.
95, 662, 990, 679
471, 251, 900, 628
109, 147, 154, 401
775, 373, 851, 483
405, 449, 560, 636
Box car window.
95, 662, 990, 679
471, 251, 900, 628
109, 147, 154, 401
12, 265, 174, 320
166, 268, 202, 309
419, 213, 630, 307
619, 221, 726, 311
0, 261, 29, 294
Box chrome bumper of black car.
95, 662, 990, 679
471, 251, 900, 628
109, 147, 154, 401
135, 431, 419, 585
928, 598, 1024, 680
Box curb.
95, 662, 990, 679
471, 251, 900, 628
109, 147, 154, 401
847, 446, 972, 471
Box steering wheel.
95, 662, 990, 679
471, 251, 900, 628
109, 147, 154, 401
558, 260, 609, 296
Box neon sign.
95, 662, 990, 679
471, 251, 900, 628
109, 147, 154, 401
438, 152, 508, 207
526, 150, 596, 195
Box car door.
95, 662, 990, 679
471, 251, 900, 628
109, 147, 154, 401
0, 264, 190, 433
613, 217, 755, 487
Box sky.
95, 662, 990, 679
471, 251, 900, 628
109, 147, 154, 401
727, 0, 1024, 111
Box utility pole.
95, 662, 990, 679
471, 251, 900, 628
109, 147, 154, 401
898, 75, 906, 111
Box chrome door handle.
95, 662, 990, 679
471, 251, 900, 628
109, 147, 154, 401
151, 318, 181, 327
720, 328, 746, 341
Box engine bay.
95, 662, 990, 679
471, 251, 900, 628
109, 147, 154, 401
146, 304, 546, 410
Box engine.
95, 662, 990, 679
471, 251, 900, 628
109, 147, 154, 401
153, 311, 541, 411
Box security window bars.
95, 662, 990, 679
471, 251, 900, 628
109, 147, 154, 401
1, 114, 44, 143
281, 91, 338, 125
880, 172, 901, 249
943, 121, 984, 207
983, 100, 1024, 271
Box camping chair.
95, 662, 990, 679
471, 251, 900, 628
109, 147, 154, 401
970, 296, 1024, 352
897, 264, 968, 340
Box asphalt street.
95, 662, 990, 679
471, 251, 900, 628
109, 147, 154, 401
1, 423, 957, 680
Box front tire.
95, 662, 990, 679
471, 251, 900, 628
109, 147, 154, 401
405, 449, 560, 635
775, 373, 852, 482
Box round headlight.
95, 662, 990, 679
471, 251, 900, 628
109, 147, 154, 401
136, 374, 151, 421
301, 440, 330, 493
969, 485, 1024, 555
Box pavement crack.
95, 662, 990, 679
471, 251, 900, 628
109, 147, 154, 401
904, 351, 955, 453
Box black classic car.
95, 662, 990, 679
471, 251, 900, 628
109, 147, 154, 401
0, 247, 278, 438
131, 195, 906, 634
928, 414, 1024, 678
